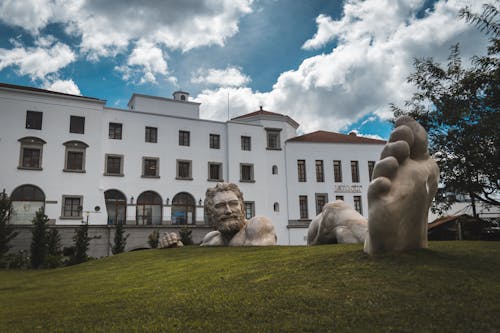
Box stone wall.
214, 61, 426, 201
9, 225, 213, 258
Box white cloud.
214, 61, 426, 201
121, 40, 168, 84
0, 0, 253, 59
302, 14, 338, 50
192, 66, 251, 87
42, 79, 81, 95
196, 0, 489, 134
0, 38, 76, 79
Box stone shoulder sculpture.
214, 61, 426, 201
201, 182, 277, 246
307, 116, 439, 255
307, 200, 367, 245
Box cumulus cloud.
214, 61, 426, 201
0, 37, 76, 79
192, 66, 251, 87
196, 0, 488, 133
42, 79, 81, 95
115, 40, 169, 84
0, 0, 253, 59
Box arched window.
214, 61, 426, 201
171, 192, 196, 225
272, 165, 278, 175
273, 202, 280, 212
136, 191, 162, 225
10, 185, 45, 224
105, 190, 127, 225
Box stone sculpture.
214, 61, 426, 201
200, 182, 277, 246
307, 116, 439, 255
158, 232, 184, 248
364, 116, 439, 254
307, 200, 367, 245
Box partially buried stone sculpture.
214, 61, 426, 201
307, 116, 439, 255
201, 182, 277, 246
307, 200, 367, 245
159, 232, 184, 248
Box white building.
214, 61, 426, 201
0, 82, 385, 252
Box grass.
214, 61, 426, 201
0, 241, 499, 332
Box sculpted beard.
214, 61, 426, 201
216, 212, 245, 236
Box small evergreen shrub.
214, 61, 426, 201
71, 223, 90, 265
148, 230, 159, 248
0, 250, 30, 269
112, 223, 129, 255
0, 190, 18, 258
179, 227, 193, 245
30, 209, 49, 269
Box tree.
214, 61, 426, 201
392, 3, 499, 215
0, 190, 18, 258
112, 223, 129, 255
147, 230, 159, 249
30, 208, 49, 268
47, 228, 62, 256
72, 222, 90, 264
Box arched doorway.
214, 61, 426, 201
171, 192, 196, 225
104, 190, 127, 225
10, 185, 45, 224
136, 191, 162, 225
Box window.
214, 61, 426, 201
61, 195, 82, 218
18, 137, 45, 170
272, 165, 278, 175
171, 192, 196, 224
354, 196, 362, 214
63, 141, 88, 172
208, 162, 223, 181
176, 160, 192, 180
179, 130, 190, 146
244, 201, 255, 219
351, 161, 360, 183
69, 116, 85, 134
209, 134, 220, 149
266, 128, 281, 150
10, 185, 45, 224
335, 195, 344, 201
145, 126, 157, 143
315, 193, 328, 215
297, 160, 306, 182
299, 195, 308, 219
333, 160, 342, 182
316, 160, 324, 182
142, 157, 159, 177
105, 154, 123, 176
241, 136, 251, 151
368, 161, 376, 181
109, 123, 122, 139
273, 202, 280, 212
136, 191, 162, 225
240, 163, 254, 182
104, 190, 126, 225
26, 111, 42, 130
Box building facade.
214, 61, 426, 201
0, 83, 385, 254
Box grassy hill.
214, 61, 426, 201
1, 241, 499, 332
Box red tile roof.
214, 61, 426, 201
232, 109, 284, 120
231, 107, 299, 128
287, 130, 386, 144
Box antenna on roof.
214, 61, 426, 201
227, 91, 230, 121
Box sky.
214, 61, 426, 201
0, 0, 490, 139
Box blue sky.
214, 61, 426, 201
0, 0, 489, 139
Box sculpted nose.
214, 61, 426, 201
224, 203, 232, 214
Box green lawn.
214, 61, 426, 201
1, 242, 499, 332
